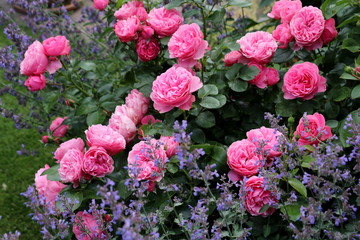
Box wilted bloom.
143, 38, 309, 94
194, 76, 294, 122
46, 59, 62, 74
150, 66, 203, 113
147, 7, 183, 37
85, 124, 126, 156
168, 23, 208, 67
282, 62, 326, 100
237, 31, 277, 64
35, 164, 66, 205
50, 117, 69, 138
24, 74, 46, 91
20, 40, 48, 76
42, 36, 71, 56
244, 176, 277, 216
294, 113, 333, 146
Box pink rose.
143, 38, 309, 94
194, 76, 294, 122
85, 124, 126, 156
20, 40, 48, 76
268, 0, 302, 23
46, 59, 62, 74
93, 0, 109, 10
168, 23, 209, 67
321, 18, 338, 45
237, 31, 278, 64
83, 146, 114, 177
294, 113, 333, 146
58, 149, 84, 186
136, 37, 160, 62
73, 212, 107, 240
125, 89, 150, 122
290, 7, 325, 50
108, 113, 137, 143
282, 62, 326, 100
272, 23, 293, 49
227, 139, 263, 177
24, 74, 46, 91
246, 127, 283, 161
50, 117, 69, 138
147, 7, 183, 37
42, 36, 71, 56
127, 139, 167, 181
114, 0, 148, 21
114, 16, 140, 43
35, 164, 66, 205
140, 115, 161, 125
159, 136, 179, 158
150, 66, 203, 113
247, 62, 280, 89
140, 25, 154, 39
41, 136, 49, 144
245, 176, 277, 216
224, 51, 249, 67
54, 138, 85, 162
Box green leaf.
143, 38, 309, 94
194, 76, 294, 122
321, 0, 348, 19
228, 0, 252, 8
101, 102, 117, 111
342, 39, 360, 53
263, 225, 271, 238
259, 204, 270, 213
327, 87, 351, 102
229, 80, 248, 92
167, 163, 179, 174
272, 48, 295, 63
214, 94, 227, 108
160, 37, 170, 45
326, 120, 338, 128
337, 14, 360, 28
118, 180, 132, 199
280, 203, 302, 221
198, 84, 219, 98
301, 155, 316, 168
191, 128, 206, 143
56, 190, 83, 211
340, 72, 358, 80
41, 165, 61, 181
351, 84, 360, 99
325, 101, 340, 118
182, 9, 198, 18
287, 178, 307, 197
238, 65, 260, 81
165, 0, 184, 9
116, 0, 123, 9
86, 110, 106, 126
275, 101, 297, 117
211, 146, 227, 163
196, 111, 216, 128
208, 8, 226, 23
78, 61, 97, 71
43, 92, 58, 113
225, 63, 241, 81
200, 96, 221, 109
76, 103, 98, 115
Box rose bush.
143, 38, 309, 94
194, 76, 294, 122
1, 0, 360, 239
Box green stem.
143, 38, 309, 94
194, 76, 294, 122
60, 60, 91, 97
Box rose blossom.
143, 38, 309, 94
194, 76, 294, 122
73, 211, 107, 240
246, 127, 283, 161
24, 74, 46, 91
267, 0, 302, 23
42, 36, 71, 56
83, 146, 114, 177
140, 26, 154, 39
294, 113, 333, 146
140, 115, 161, 125
227, 139, 263, 177
159, 136, 179, 158
41, 136, 49, 144
321, 18, 338, 45
58, 149, 84, 186
168, 23, 209, 67
125, 89, 150, 122
114, 0, 148, 21
20, 40, 48, 76
46, 59, 62, 74
290, 6, 325, 50
114, 16, 140, 43
85, 124, 126, 156
147, 7, 183, 37
247, 62, 280, 89
108, 113, 137, 143
282, 62, 326, 100
93, 0, 109, 10
136, 37, 160, 62
150, 66, 203, 113
127, 139, 167, 181
272, 23, 293, 49
54, 138, 85, 162
237, 31, 277, 64
224, 51, 249, 67
50, 117, 69, 138
244, 176, 277, 216
35, 164, 66, 205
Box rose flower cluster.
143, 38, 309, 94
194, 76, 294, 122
113, 0, 183, 62
227, 127, 283, 216
269, 0, 338, 50
20, 36, 70, 91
